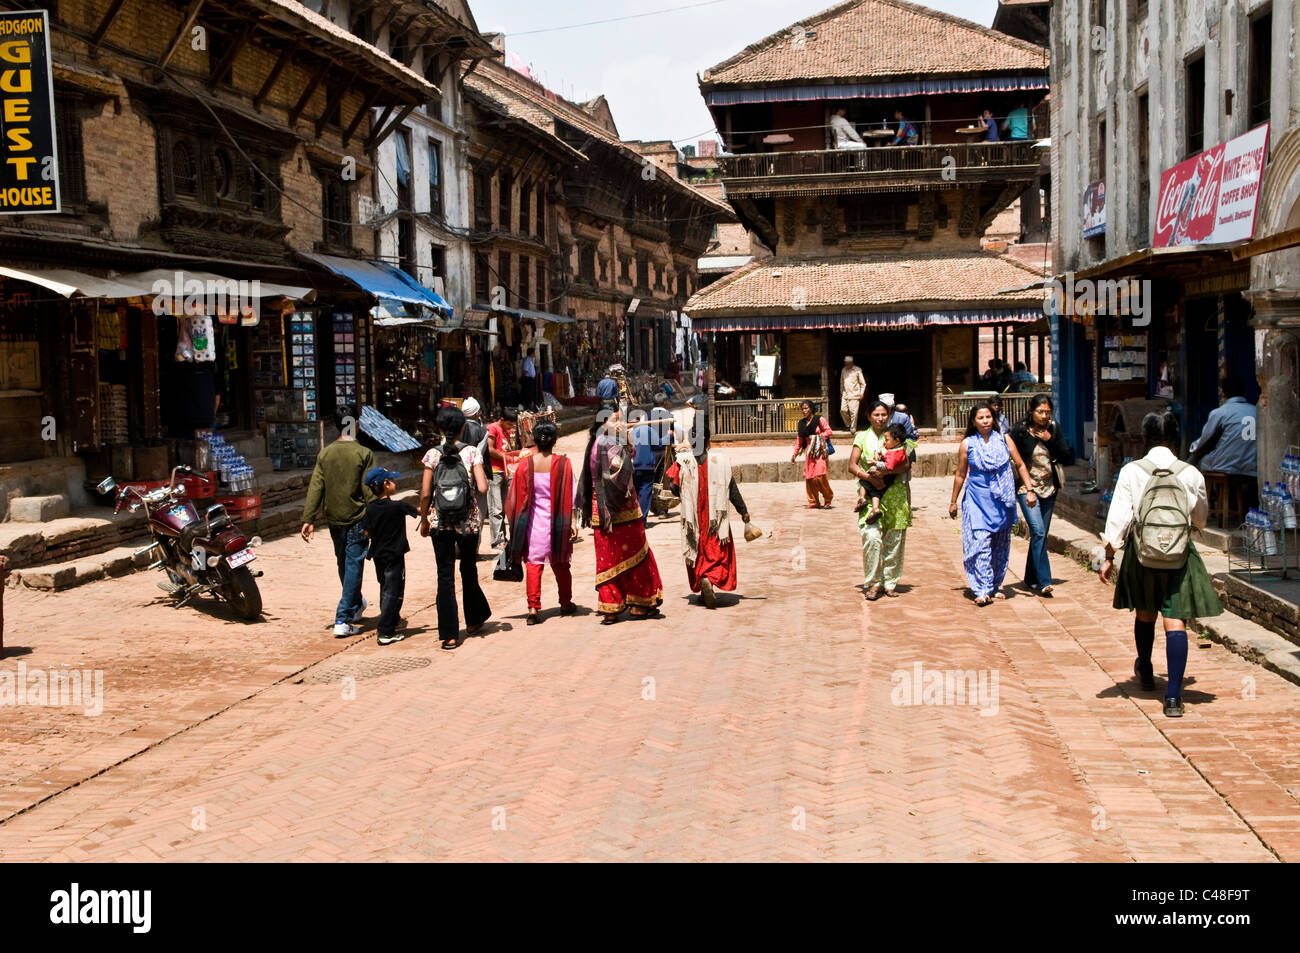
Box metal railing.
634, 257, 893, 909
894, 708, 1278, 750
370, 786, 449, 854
712, 398, 821, 437
940, 393, 1037, 434
719, 142, 1041, 182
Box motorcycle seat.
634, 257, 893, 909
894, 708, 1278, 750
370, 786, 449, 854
181, 521, 207, 550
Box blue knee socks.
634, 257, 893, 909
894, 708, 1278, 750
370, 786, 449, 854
1164, 630, 1188, 699
1134, 619, 1155, 663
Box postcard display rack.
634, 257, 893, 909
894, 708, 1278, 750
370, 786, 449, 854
1099, 333, 1148, 383
253, 312, 325, 471
1230, 444, 1300, 580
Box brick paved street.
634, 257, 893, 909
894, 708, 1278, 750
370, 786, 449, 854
1, 473, 1297, 861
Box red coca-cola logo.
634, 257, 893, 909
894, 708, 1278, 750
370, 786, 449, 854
1155, 145, 1225, 246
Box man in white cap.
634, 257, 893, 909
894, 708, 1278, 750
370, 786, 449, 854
460, 397, 493, 553
840, 356, 866, 432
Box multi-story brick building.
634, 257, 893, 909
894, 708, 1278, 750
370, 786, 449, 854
0, 0, 433, 494
686, 0, 1051, 430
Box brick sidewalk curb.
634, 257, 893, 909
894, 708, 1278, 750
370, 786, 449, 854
1044, 522, 1300, 690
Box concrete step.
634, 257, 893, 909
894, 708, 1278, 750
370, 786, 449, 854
7, 494, 71, 522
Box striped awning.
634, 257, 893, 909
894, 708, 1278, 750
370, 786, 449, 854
691, 308, 1045, 332
705, 75, 1048, 107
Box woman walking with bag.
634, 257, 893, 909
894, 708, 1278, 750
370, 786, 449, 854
949, 402, 1036, 605
793, 400, 834, 508
1009, 395, 1074, 595
576, 404, 664, 624
505, 421, 578, 625
419, 405, 491, 649
1099, 411, 1221, 717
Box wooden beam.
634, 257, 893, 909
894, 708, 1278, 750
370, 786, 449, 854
342, 86, 379, 147
159, 0, 207, 70
91, 0, 129, 49
366, 103, 394, 149
390, 13, 419, 57
253, 40, 297, 110
208, 21, 254, 91
1232, 226, 1300, 260
315, 72, 356, 138
288, 61, 329, 127
408, 28, 436, 69
367, 102, 417, 151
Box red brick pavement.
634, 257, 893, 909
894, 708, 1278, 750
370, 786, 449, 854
0, 477, 1292, 861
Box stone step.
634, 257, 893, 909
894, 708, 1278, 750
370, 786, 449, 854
7, 494, 71, 522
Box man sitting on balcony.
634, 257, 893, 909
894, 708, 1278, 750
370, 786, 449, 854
830, 107, 867, 150
979, 108, 1001, 142
892, 110, 919, 146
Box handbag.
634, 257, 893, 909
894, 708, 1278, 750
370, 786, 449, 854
493, 547, 523, 582
826, 438, 836, 456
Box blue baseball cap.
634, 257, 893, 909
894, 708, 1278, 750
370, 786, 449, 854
365, 467, 401, 488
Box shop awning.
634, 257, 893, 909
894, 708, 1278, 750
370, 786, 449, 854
473, 302, 574, 324
301, 252, 452, 322
0, 266, 151, 299
0, 265, 315, 302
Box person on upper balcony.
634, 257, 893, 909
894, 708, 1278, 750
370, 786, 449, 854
892, 110, 919, 146
1002, 102, 1034, 141
978, 108, 1001, 142
830, 107, 867, 150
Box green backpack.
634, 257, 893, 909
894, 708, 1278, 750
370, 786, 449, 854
1133, 459, 1191, 569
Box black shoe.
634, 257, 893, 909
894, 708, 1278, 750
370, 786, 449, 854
559, 603, 578, 616
1163, 696, 1184, 718
378, 632, 407, 646
526, 612, 540, 626
1134, 658, 1155, 692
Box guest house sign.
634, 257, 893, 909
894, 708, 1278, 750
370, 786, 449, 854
0, 10, 58, 214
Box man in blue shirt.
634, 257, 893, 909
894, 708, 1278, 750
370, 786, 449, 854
595, 367, 620, 402
980, 109, 1000, 142
1189, 374, 1258, 476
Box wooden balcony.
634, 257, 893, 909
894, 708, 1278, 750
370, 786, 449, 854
718, 142, 1042, 197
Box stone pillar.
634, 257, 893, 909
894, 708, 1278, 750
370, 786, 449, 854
1247, 293, 1300, 491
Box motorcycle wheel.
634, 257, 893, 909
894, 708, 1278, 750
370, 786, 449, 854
221, 565, 263, 620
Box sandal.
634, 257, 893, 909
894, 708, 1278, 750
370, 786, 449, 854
974, 595, 990, 607
993, 591, 1006, 601
883, 588, 899, 598
630, 608, 663, 620
600, 614, 620, 625
442, 636, 463, 650
865, 586, 881, 601
526, 612, 540, 626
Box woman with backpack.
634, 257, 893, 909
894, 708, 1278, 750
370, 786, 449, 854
1100, 411, 1221, 717
505, 421, 578, 625
793, 400, 834, 509
576, 403, 664, 624
419, 405, 491, 650
1009, 395, 1075, 596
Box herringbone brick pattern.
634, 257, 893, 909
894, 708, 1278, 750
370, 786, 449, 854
0, 478, 1291, 861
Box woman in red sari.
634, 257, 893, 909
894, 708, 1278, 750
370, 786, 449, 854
675, 396, 754, 608
576, 404, 664, 624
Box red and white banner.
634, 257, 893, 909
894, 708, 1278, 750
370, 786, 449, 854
1154, 123, 1270, 247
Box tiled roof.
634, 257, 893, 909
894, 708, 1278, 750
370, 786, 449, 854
470, 61, 735, 219
684, 253, 1049, 315
700, 0, 1048, 89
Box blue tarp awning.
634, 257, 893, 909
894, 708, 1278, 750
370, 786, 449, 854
300, 252, 452, 324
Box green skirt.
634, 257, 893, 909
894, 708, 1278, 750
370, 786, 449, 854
1113, 534, 1223, 619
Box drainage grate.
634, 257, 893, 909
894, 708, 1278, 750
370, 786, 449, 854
302, 656, 432, 684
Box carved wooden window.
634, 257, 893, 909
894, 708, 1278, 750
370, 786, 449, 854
172, 140, 198, 196
322, 178, 351, 248
54, 94, 86, 208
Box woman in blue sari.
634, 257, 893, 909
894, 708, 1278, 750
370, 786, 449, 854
948, 403, 1036, 605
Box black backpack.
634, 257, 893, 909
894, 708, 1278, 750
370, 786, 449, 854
434, 442, 471, 526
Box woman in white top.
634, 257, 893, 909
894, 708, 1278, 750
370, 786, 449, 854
1099, 411, 1222, 717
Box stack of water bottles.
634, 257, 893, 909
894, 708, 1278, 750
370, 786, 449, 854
195, 432, 255, 492
1246, 470, 1298, 562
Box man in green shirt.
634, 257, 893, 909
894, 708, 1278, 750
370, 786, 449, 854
301, 405, 375, 637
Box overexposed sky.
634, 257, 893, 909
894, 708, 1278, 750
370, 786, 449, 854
468, 0, 1000, 146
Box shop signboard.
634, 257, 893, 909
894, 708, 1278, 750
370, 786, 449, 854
1082, 180, 1106, 238
0, 10, 58, 214
1154, 123, 1270, 247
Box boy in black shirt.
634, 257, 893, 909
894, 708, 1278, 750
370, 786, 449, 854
361, 467, 418, 645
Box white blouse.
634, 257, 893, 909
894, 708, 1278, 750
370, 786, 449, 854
1101, 446, 1208, 550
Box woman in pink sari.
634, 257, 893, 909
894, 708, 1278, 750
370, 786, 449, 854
505, 421, 578, 625
576, 404, 664, 624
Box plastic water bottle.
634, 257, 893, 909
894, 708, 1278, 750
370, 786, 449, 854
1280, 486, 1297, 530
1286, 455, 1300, 498
1263, 510, 1279, 556
1263, 482, 1276, 523
1246, 508, 1262, 554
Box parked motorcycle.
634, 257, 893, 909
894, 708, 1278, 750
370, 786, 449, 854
96, 466, 264, 619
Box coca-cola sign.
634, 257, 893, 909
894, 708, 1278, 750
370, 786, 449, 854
1154, 123, 1270, 247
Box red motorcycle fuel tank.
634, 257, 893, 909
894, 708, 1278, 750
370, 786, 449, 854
150, 498, 201, 538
